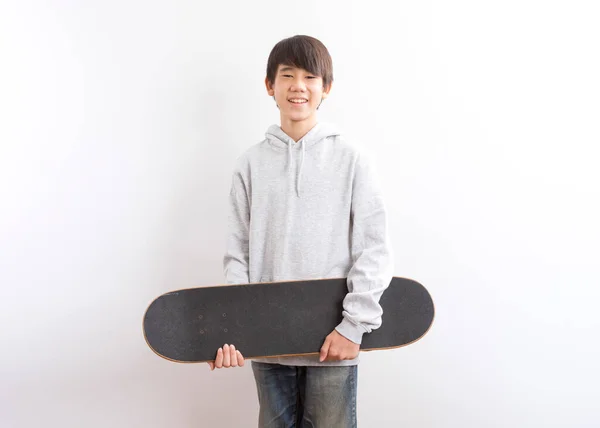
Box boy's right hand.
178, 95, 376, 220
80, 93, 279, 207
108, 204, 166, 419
208, 344, 245, 370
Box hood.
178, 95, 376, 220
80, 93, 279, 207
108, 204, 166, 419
265, 122, 341, 197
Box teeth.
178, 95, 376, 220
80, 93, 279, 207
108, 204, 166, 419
289, 99, 307, 103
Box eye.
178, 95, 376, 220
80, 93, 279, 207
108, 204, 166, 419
306, 76, 316, 79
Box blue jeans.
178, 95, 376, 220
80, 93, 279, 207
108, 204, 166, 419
251, 361, 358, 428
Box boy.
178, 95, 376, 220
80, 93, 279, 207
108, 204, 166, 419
210, 35, 394, 427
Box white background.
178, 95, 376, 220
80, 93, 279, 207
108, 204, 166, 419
1, 1, 599, 427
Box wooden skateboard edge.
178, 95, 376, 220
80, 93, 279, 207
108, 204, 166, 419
142, 282, 436, 364
142, 276, 424, 298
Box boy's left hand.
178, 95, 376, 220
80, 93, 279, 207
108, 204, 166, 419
319, 329, 360, 362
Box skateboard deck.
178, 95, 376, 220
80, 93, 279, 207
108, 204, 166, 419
143, 276, 434, 363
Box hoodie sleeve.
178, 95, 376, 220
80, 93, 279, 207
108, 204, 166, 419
335, 151, 394, 344
223, 164, 251, 284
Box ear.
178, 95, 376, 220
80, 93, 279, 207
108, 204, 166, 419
265, 76, 274, 96
322, 82, 332, 99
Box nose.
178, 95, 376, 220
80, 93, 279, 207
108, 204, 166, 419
290, 76, 307, 92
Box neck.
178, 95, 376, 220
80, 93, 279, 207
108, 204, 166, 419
280, 115, 318, 142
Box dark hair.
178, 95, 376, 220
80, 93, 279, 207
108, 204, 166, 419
266, 35, 333, 91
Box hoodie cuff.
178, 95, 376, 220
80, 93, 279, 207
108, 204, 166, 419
335, 317, 366, 345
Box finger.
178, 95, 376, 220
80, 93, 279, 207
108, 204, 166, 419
327, 349, 339, 362
215, 347, 224, 368
208, 361, 215, 370
230, 344, 238, 367
237, 350, 245, 367
320, 337, 331, 362
223, 344, 231, 367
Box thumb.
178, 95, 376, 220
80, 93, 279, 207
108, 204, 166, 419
319, 336, 331, 362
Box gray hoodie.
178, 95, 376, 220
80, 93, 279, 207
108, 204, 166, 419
223, 121, 394, 366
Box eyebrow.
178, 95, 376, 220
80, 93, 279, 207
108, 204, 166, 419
278, 66, 316, 75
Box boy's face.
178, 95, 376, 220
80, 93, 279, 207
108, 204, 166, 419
265, 64, 331, 125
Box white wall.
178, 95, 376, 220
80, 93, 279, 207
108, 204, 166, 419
1, 1, 598, 427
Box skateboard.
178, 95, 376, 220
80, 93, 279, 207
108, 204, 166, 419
143, 276, 434, 363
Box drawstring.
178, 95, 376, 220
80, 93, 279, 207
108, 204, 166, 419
287, 139, 305, 197
297, 139, 304, 197
267, 123, 336, 199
